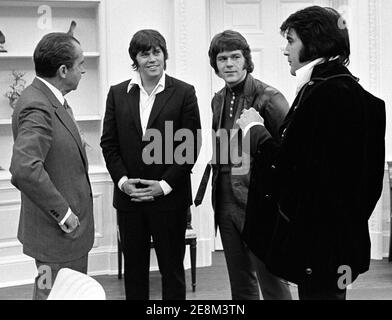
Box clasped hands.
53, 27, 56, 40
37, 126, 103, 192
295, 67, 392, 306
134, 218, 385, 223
122, 178, 163, 202
236, 107, 264, 130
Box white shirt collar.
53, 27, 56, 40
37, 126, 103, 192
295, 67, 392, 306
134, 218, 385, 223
127, 71, 166, 94
36, 76, 65, 105
295, 58, 325, 95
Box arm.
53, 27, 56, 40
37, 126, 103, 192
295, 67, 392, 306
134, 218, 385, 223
10, 103, 69, 223
262, 90, 290, 140
239, 88, 289, 160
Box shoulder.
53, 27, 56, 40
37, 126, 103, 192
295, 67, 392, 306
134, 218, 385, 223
109, 79, 132, 94
166, 75, 195, 92
16, 84, 52, 114
249, 78, 288, 109
254, 79, 283, 99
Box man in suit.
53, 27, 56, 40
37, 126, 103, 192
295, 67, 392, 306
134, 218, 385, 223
10, 32, 94, 300
204, 30, 292, 300
100, 29, 201, 300
239, 6, 386, 300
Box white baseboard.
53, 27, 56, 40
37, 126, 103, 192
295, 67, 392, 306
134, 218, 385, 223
0, 239, 213, 288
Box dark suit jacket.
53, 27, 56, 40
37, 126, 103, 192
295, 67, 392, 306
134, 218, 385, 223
242, 60, 386, 284
10, 78, 95, 263
211, 74, 289, 223
100, 74, 201, 212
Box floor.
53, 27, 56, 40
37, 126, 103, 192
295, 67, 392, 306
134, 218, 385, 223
0, 251, 392, 300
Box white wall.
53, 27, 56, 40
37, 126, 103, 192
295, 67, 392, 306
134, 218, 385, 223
380, 0, 392, 161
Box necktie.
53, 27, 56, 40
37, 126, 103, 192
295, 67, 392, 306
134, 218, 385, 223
63, 99, 87, 148
194, 163, 212, 207
63, 99, 76, 122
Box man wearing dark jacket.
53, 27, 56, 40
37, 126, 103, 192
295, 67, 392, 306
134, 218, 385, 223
202, 30, 292, 300
101, 29, 201, 300
239, 6, 386, 300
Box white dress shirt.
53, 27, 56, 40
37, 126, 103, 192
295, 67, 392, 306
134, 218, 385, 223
118, 71, 172, 196
36, 77, 71, 226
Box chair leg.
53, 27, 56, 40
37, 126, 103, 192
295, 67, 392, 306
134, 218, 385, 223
190, 239, 197, 292
117, 236, 122, 279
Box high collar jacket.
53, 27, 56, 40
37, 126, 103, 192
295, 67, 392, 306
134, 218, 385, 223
242, 60, 386, 284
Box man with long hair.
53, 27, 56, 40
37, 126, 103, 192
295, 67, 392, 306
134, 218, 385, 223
239, 6, 386, 300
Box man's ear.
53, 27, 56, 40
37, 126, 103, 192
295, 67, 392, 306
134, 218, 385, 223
57, 65, 68, 79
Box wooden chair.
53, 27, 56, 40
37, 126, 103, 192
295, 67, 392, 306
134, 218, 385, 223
117, 208, 197, 292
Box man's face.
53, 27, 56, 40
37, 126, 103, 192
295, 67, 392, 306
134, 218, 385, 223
283, 29, 309, 76
65, 42, 85, 92
216, 50, 247, 87
136, 46, 165, 83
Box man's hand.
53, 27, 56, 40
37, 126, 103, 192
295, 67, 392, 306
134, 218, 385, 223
236, 107, 264, 130
60, 212, 80, 233
130, 179, 163, 202
122, 178, 141, 195
122, 178, 154, 202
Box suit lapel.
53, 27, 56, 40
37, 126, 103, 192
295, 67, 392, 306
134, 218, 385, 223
146, 75, 175, 130
55, 105, 88, 169
32, 78, 88, 170
213, 91, 225, 132
126, 84, 143, 138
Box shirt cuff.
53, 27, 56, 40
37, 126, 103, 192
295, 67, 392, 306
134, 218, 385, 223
159, 180, 172, 196
243, 122, 264, 137
118, 176, 128, 191
59, 208, 72, 226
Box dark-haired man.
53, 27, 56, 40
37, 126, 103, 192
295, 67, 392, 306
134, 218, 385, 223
201, 30, 291, 300
10, 32, 94, 300
239, 6, 386, 300
101, 29, 201, 300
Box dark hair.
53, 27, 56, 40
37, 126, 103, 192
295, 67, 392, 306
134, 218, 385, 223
33, 32, 80, 78
128, 29, 168, 70
208, 30, 254, 74
280, 6, 350, 65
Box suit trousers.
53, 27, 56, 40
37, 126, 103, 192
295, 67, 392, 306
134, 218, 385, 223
118, 207, 187, 300
33, 255, 88, 300
216, 172, 292, 300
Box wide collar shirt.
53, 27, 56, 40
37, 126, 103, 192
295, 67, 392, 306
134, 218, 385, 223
127, 71, 166, 135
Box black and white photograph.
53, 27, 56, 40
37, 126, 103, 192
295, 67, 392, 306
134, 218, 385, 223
0, 0, 391, 305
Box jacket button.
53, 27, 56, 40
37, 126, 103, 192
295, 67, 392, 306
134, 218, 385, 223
265, 194, 271, 199
308, 81, 314, 86
271, 165, 276, 170
305, 268, 312, 275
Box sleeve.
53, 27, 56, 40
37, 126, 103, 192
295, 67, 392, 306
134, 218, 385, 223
100, 86, 129, 186
10, 103, 69, 223
161, 85, 202, 189
243, 87, 289, 160
261, 89, 290, 140
159, 180, 173, 195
